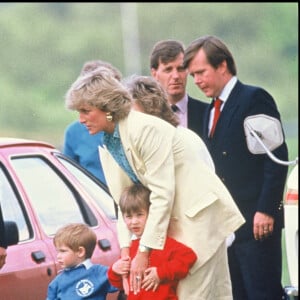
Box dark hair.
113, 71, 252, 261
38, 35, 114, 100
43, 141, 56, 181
150, 40, 185, 70
184, 35, 237, 75
119, 183, 151, 215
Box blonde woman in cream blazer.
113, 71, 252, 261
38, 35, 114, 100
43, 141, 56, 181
65, 67, 245, 300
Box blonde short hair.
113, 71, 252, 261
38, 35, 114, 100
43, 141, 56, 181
65, 66, 131, 122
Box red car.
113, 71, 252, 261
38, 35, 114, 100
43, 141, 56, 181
0, 138, 122, 300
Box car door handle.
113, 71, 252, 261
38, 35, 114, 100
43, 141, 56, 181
31, 250, 46, 263
98, 238, 111, 251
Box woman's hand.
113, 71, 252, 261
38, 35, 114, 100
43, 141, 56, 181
130, 251, 149, 295
142, 267, 160, 291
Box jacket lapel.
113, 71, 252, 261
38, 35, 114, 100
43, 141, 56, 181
118, 113, 144, 183
98, 145, 132, 204
207, 81, 242, 140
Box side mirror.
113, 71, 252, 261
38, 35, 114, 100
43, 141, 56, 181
4, 221, 19, 246
244, 114, 298, 166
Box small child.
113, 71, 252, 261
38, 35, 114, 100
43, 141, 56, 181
46, 223, 118, 300
108, 183, 197, 299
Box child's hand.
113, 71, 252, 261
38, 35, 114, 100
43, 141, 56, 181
142, 267, 160, 291
112, 256, 131, 275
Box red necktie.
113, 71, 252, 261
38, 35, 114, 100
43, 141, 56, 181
210, 98, 223, 138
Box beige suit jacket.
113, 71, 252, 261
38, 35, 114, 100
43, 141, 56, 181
99, 111, 245, 273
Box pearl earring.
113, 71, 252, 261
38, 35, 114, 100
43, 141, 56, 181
106, 112, 113, 122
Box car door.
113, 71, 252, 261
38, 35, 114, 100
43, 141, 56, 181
0, 153, 119, 299
0, 164, 57, 299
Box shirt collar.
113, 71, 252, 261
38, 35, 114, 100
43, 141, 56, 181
65, 258, 93, 271
78, 258, 93, 270
131, 234, 138, 240
218, 76, 237, 103
173, 93, 188, 113
103, 123, 120, 144
112, 123, 120, 138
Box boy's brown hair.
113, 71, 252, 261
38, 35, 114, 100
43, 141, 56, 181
119, 183, 151, 215
53, 223, 96, 258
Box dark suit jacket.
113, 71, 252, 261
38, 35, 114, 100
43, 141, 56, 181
187, 96, 209, 139
203, 80, 288, 242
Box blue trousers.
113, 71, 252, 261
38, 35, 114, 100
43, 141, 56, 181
228, 233, 285, 300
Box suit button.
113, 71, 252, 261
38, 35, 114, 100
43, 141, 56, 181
221, 177, 225, 182
222, 151, 227, 155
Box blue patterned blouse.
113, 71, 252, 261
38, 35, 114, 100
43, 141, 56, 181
103, 124, 139, 183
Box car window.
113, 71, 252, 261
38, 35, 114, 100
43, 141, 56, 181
0, 166, 30, 241
57, 156, 117, 220
10, 156, 88, 236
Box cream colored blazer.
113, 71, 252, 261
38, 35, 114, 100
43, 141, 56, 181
99, 111, 245, 273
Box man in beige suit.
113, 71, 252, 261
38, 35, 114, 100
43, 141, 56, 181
65, 66, 245, 300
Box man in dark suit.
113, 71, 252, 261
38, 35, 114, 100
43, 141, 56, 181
150, 39, 208, 138
184, 35, 289, 300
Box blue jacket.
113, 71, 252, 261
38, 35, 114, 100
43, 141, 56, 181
63, 121, 106, 184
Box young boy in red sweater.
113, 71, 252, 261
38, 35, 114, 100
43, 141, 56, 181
108, 183, 197, 299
